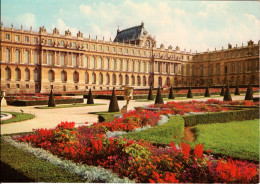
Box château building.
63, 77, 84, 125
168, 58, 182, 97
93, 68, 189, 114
0, 22, 259, 94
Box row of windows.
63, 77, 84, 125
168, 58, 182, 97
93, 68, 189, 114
5, 67, 39, 81
5, 34, 39, 43
4, 49, 39, 64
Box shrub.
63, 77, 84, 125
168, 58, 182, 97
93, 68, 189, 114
223, 84, 232, 101
87, 88, 94, 104
245, 84, 253, 100
204, 86, 210, 97
155, 87, 164, 104
168, 86, 175, 99
234, 84, 240, 95
147, 86, 154, 100
108, 87, 120, 112
220, 85, 225, 96
187, 86, 193, 98
48, 89, 56, 107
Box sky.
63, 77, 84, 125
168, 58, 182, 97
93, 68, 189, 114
2, 0, 260, 52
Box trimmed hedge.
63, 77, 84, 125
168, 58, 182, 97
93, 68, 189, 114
183, 108, 260, 127
123, 116, 184, 145
7, 98, 83, 106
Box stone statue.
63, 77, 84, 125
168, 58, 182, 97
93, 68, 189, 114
121, 85, 134, 114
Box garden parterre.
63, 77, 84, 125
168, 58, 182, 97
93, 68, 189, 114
16, 99, 259, 183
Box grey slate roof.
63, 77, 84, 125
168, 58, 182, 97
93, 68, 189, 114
114, 23, 144, 43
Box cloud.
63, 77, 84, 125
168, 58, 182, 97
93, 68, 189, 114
79, 4, 92, 15
2, 13, 37, 30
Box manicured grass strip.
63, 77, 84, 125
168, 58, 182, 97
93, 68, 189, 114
1, 111, 34, 124
190, 119, 259, 161
89, 111, 120, 122
123, 116, 184, 145
0, 137, 85, 182
134, 95, 220, 102
35, 103, 106, 109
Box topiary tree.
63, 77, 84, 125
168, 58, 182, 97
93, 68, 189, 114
108, 87, 120, 112
48, 89, 56, 107
220, 85, 225, 96
204, 86, 210, 97
87, 88, 94, 104
147, 86, 154, 100
245, 84, 253, 100
223, 84, 232, 101
168, 86, 175, 99
187, 86, 193, 98
234, 84, 240, 95
155, 87, 164, 104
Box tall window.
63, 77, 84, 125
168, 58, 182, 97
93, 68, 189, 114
72, 42, 76, 49
98, 57, 102, 69
47, 52, 53, 65
92, 73, 96, 84
15, 50, 20, 63
85, 72, 89, 84
48, 70, 55, 82
5, 49, 10, 62
25, 36, 29, 42
72, 55, 76, 67
148, 62, 151, 72
5, 67, 11, 80
131, 75, 135, 85
25, 68, 30, 81
125, 75, 129, 85
105, 58, 109, 69
237, 62, 241, 73
61, 71, 67, 82
34, 52, 39, 64
112, 74, 116, 85
34, 69, 39, 81
119, 75, 123, 85
60, 40, 64, 47
216, 63, 220, 75
118, 59, 122, 70
24, 50, 29, 64
112, 59, 116, 70
124, 60, 128, 71
200, 65, 203, 76
99, 73, 103, 84
91, 57, 95, 69
137, 61, 140, 72
60, 54, 65, 66
143, 62, 146, 73
137, 76, 141, 86
143, 76, 146, 86
15, 35, 20, 42
84, 56, 88, 68
15, 68, 21, 81
34, 37, 38, 44
131, 60, 134, 71
106, 74, 109, 85
48, 39, 52, 46
73, 71, 79, 83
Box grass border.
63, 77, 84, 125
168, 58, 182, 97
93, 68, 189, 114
35, 103, 106, 109
1, 111, 35, 124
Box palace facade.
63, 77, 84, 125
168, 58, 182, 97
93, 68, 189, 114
0, 22, 259, 94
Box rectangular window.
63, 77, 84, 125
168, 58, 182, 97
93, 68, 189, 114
25, 36, 29, 42
224, 65, 228, 74
5, 34, 10, 40
186, 65, 190, 76
98, 45, 102, 51
125, 48, 128, 54
48, 39, 52, 46
131, 49, 134, 55
143, 51, 146, 56
137, 50, 140, 55
72, 42, 76, 49
119, 48, 122, 53
112, 47, 115, 52
216, 63, 220, 75
61, 40, 64, 47
192, 65, 195, 76
34, 37, 38, 44
91, 44, 95, 50
105, 46, 109, 52
84, 56, 88, 68
15, 35, 20, 41
84, 43, 88, 49
200, 65, 203, 76
34, 52, 39, 64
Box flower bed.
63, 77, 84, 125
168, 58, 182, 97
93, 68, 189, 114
16, 100, 259, 183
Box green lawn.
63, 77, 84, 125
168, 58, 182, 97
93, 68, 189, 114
35, 103, 106, 109
0, 137, 85, 182
1, 111, 35, 124
134, 95, 221, 102
191, 119, 259, 161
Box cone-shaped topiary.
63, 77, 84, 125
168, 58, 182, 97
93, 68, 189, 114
223, 84, 232, 101
48, 89, 56, 107
187, 86, 193, 98
245, 84, 253, 100
155, 87, 164, 104
234, 84, 240, 95
220, 85, 225, 96
168, 86, 175, 99
204, 86, 210, 97
108, 87, 120, 112
147, 86, 154, 100
87, 88, 94, 104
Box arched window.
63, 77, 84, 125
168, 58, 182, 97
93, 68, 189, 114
34, 69, 39, 81
125, 75, 129, 85
99, 73, 103, 84
131, 75, 135, 85
92, 73, 96, 84
25, 68, 30, 81
34, 52, 39, 64
131, 60, 134, 72
15, 50, 20, 63
24, 50, 29, 64
5, 49, 10, 62
119, 74, 123, 85
91, 57, 95, 69
72, 55, 76, 67
105, 58, 109, 69
85, 72, 89, 84
5, 67, 11, 80
73, 71, 79, 83
166, 77, 170, 86
98, 57, 102, 69
60, 54, 65, 66
137, 76, 141, 86
84, 56, 88, 68
174, 78, 178, 86
148, 75, 153, 86
106, 73, 110, 85
112, 74, 116, 85
61, 71, 67, 83
15, 68, 21, 81
143, 76, 146, 86
124, 60, 128, 71
48, 70, 55, 82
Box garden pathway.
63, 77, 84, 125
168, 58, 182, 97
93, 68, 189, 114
1, 94, 258, 135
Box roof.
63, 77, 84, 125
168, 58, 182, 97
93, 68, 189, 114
113, 22, 145, 43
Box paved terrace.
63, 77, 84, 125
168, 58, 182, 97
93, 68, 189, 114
1, 95, 258, 135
